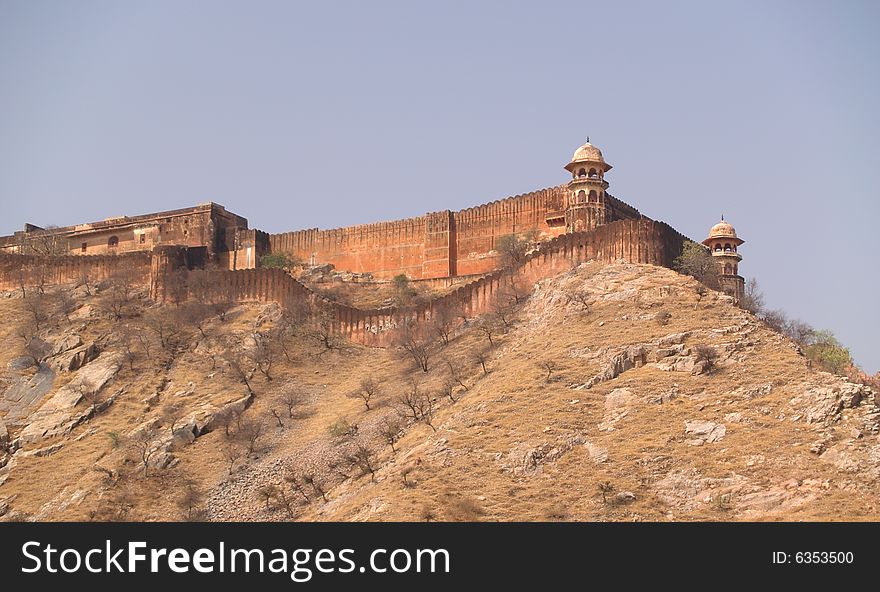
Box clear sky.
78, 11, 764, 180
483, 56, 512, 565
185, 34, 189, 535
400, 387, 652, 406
1, 0, 877, 372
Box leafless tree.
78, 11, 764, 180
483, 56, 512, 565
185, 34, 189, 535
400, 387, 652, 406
237, 419, 265, 455
570, 290, 592, 313
541, 360, 557, 382
22, 291, 50, 330
499, 272, 530, 305
495, 231, 538, 269
397, 379, 424, 422
350, 376, 380, 411
432, 304, 461, 346
161, 402, 186, 436
673, 241, 720, 290
224, 351, 255, 397
222, 444, 243, 474
445, 359, 469, 391
257, 484, 278, 510
178, 302, 213, 339
490, 303, 516, 329
397, 322, 430, 372
22, 226, 68, 256
475, 350, 490, 375
74, 268, 92, 298
178, 481, 204, 521
380, 418, 403, 453
740, 277, 765, 314
416, 394, 436, 431
284, 473, 311, 503
476, 316, 498, 346
278, 383, 307, 418
345, 442, 379, 481
118, 323, 139, 370
16, 324, 47, 368
301, 473, 328, 503
55, 289, 78, 324
247, 331, 275, 382
270, 408, 285, 428
693, 344, 720, 371
103, 268, 140, 320
439, 379, 459, 403
311, 305, 341, 352
77, 379, 103, 416
131, 427, 159, 477
276, 487, 296, 518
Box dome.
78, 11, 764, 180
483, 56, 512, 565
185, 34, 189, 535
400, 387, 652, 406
707, 220, 737, 239
702, 218, 744, 246
564, 140, 612, 172
571, 142, 605, 163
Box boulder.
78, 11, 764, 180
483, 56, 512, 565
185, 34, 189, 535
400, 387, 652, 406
684, 420, 726, 444
19, 355, 121, 445
50, 343, 98, 373
585, 441, 608, 464
0, 419, 7, 447
615, 491, 636, 503
50, 333, 83, 357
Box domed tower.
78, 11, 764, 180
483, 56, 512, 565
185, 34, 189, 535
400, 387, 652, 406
564, 139, 612, 233
702, 217, 745, 303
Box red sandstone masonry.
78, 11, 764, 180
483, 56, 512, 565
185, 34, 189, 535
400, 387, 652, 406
164, 218, 687, 347
0, 251, 152, 292
1, 218, 686, 348
266, 185, 643, 280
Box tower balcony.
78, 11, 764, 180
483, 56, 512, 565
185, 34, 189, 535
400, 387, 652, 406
711, 250, 742, 261
568, 177, 608, 187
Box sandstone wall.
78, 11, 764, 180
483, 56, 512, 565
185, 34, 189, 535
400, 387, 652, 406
267, 185, 643, 280
176, 218, 686, 347
0, 252, 152, 292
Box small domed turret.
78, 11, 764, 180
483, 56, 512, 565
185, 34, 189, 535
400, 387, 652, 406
563, 139, 613, 233
702, 216, 745, 303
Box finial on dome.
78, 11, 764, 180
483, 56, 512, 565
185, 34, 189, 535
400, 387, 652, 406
586, 135, 590, 143
721, 214, 724, 221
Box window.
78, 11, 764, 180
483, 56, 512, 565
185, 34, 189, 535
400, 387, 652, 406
108, 236, 119, 249
577, 190, 586, 203
589, 168, 597, 178
139, 234, 145, 244
589, 190, 598, 203
81, 242, 87, 253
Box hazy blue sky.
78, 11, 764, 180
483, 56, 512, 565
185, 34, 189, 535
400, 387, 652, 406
1, 1, 877, 371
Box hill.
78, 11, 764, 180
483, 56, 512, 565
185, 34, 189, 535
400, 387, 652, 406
0, 262, 877, 521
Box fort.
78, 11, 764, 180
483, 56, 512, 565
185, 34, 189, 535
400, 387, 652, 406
0, 141, 745, 344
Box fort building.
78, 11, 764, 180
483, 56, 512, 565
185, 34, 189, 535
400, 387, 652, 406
0, 140, 742, 298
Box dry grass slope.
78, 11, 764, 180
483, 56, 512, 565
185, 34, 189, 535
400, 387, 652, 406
0, 262, 876, 522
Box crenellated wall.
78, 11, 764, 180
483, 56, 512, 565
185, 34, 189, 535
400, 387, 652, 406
163, 218, 687, 347
266, 185, 643, 280
1, 215, 688, 349
0, 251, 152, 292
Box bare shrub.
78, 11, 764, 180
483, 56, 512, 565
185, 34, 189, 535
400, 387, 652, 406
237, 420, 265, 455
380, 418, 403, 452
349, 376, 380, 411
693, 345, 719, 371
397, 322, 431, 372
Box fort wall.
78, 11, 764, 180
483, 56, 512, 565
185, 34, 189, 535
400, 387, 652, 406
0, 251, 153, 292
267, 185, 643, 280
174, 218, 686, 347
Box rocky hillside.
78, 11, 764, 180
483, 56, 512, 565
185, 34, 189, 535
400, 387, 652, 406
0, 262, 877, 521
